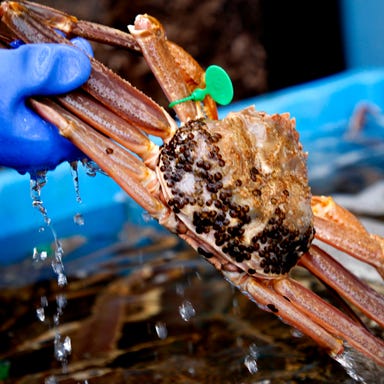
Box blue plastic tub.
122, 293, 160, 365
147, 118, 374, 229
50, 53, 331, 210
340, 0, 384, 68
1, 68, 384, 264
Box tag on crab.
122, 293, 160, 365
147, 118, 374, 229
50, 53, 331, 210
169, 65, 234, 107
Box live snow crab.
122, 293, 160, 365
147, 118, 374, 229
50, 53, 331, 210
1, 0, 383, 370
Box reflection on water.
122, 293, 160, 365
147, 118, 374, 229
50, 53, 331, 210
0, 221, 375, 384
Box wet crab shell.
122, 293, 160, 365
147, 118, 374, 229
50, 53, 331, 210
157, 106, 315, 277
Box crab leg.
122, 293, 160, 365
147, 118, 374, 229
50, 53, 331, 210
300, 245, 384, 327
30, 98, 168, 220
312, 196, 384, 276
9, 1, 218, 121
17, 0, 141, 51
128, 15, 199, 123
217, 259, 384, 366
273, 277, 384, 366
129, 14, 219, 123
1, 1, 175, 140
57, 91, 158, 164
222, 270, 344, 356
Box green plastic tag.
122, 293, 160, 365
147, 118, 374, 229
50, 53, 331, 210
169, 65, 234, 108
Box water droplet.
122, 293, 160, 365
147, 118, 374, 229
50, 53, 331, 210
73, 213, 85, 226
244, 354, 258, 374
56, 295, 67, 315
249, 343, 260, 359
32, 247, 48, 262
155, 321, 168, 339
41, 296, 48, 307
244, 343, 260, 374
175, 283, 185, 296
36, 307, 45, 322
30, 171, 50, 224
82, 160, 106, 177
291, 328, 303, 338
141, 211, 152, 223
30, 174, 68, 287
188, 366, 195, 375
54, 334, 71, 362
57, 273, 67, 287
44, 376, 57, 384
70, 161, 82, 203
179, 300, 196, 322
63, 336, 72, 353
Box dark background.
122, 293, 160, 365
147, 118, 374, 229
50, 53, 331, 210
35, 0, 346, 103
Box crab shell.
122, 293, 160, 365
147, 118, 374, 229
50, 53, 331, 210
158, 106, 315, 277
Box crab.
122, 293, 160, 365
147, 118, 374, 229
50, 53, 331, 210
1, 0, 384, 371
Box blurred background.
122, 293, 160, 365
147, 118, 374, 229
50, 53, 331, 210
38, 0, 346, 102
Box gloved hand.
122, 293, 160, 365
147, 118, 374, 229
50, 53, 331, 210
0, 38, 93, 174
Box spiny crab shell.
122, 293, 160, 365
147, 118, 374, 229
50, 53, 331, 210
158, 107, 315, 277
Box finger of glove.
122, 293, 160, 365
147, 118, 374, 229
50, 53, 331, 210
70, 37, 94, 57
0, 43, 91, 108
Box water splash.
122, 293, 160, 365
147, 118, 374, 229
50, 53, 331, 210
29, 172, 72, 378
334, 343, 384, 383
30, 172, 67, 287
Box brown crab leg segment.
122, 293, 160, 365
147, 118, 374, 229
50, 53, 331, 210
19, 1, 218, 120
17, 0, 141, 50
312, 196, 384, 273
31, 99, 168, 220
59, 91, 158, 164
129, 14, 199, 123
1, 1, 174, 140
274, 277, 384, 367
300, 246, 384, 327
166, 41, 218, 120
222, 270, 344, 355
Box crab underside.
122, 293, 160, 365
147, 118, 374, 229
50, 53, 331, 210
0, 0, 383, 376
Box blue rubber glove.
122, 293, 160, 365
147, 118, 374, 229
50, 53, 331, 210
0, 39, 92, 174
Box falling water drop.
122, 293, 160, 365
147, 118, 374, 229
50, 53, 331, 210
30, 171, 50, 225
244, 343, 260, 374
56, 294, 67, 315
32, 247, 48, 262
70, 161, 82, 203
44, 376, 57, 384
179, 300, 196, 322
36, 307, 45, 322
54, 334, 72, 363
334, 343, 384, 383
155, 321, 168, 340
82, 159, 106, 177
30, 173, 67, 287
73, 213, 85, 226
